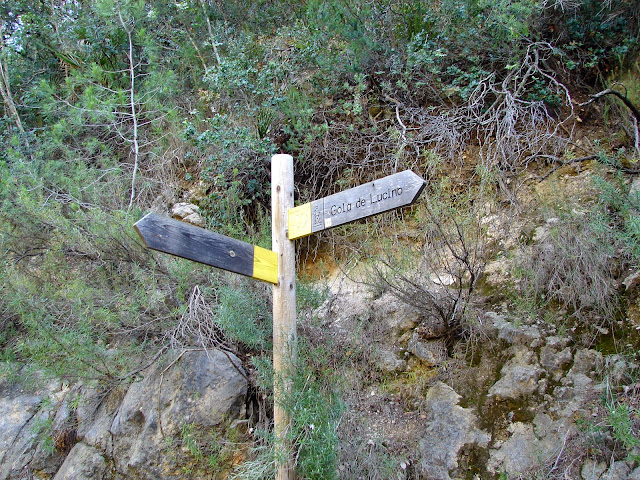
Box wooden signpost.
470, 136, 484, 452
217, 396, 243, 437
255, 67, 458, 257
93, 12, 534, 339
133, 155, 425, 480
288, 170, 426, 240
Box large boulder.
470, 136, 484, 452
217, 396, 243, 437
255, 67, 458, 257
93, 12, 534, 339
69, 349, 247, 480
0, 349, 248, 480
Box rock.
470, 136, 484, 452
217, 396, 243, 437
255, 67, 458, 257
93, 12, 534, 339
171, 202, 205, 227
107, 349, 246, 478
532, 217, 560, 242
413, 319, 447, 340
488, 414, 574, 476
407, 333, 447, 367
372, 346, 407, 373
482, 258, 512, 288
53, 349, 247, 480
606, 355, 632, 385
431, 272, 456, 286
0, 372, 68, 480
581, 458, 607, 480
629, 176, 640, 199
0, 392, 47, 480
540, 342, 573, 382
488, 422, 537, 474
52, 442, 107, 480
605, 461, 631, 480
622, 270, 640, 292
629, 465, 640, 479
416, 382, 490, 480
488, 346, 544, 400
570, 349, 603, 376
551, 373, 598, 418
483, 312, 541, 346
371, 293, 422, 340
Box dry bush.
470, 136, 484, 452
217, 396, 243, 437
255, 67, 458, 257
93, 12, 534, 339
356, 185, 488, 341
298, 43, 573, 210
465, 43, 573, 172
167, 285, 222, 351
521, 214, 623, 324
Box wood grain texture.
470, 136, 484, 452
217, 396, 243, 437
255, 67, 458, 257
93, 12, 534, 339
288, 170, 426, 239
271, 154, 297, 480
134, 213, 278, 283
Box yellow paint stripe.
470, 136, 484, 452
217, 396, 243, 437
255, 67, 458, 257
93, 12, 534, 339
288, 202, 312, 240
252, 245, 279, 284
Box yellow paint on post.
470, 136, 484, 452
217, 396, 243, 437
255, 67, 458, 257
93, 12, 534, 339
287, 202, 312, 240
252, 245, 279, 284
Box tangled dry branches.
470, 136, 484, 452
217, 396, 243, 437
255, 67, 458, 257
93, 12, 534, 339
299, 43, 574, 205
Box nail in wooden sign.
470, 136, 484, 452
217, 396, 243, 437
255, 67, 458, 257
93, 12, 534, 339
288, 170, 426, 240
134, 213, 278, 284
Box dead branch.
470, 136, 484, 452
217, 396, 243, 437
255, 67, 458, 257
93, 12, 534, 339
581, 86, 640, 123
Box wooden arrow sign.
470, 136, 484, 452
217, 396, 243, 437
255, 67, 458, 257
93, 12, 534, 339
134, 213, 278, 284
288, 170, 426, 240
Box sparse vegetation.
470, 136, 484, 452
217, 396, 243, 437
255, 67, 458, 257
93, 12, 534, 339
2, 0, 640, 478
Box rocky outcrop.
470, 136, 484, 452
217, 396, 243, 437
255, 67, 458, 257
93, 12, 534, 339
416, 382, 490, 480
0, 373, 69, 479
319, 276, 450, 373
310, 273, 638, 480
0, 349, 247, 480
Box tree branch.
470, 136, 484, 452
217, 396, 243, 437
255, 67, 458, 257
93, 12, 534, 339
581, 86, 640, 123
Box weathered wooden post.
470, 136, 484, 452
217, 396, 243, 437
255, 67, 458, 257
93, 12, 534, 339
271, 154, 297, 480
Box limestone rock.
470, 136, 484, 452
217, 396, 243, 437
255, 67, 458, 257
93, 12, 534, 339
52, 443, 107, 480
408, 333, 447, 367
629, 465, 640, 479
622, 270, 640, 292
372, 346, 407, 373
488, 346, 544, 400
416, 382, 490, 480
629, 176, 640, 199
171, 202, 205, 227
605, 461, 631, 480
488, 422, 538, 474
540, 339, 573, 382
581, 459, 607, 480
570, 349, 603, 376
53, 349, 247, 480
370, 292, 422, 341
0, 372, 68, 480
532, 217, 560, 243
482, 258, 512, 288
107, 349, 246, 478
488, 413, 574, 475
484, 312, 541, 346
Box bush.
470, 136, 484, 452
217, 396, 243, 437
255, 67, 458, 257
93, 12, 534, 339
359, 171, 489, 341
518, 167, 637, 325
522, 212, 622, 323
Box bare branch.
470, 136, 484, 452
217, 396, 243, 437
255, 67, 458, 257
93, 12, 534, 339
581, 85, 640, 123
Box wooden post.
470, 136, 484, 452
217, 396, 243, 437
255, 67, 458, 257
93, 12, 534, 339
271, 154, 297, 480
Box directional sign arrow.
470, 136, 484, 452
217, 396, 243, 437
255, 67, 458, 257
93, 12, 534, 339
288, 170, 426, 240
134, 213, 278, 284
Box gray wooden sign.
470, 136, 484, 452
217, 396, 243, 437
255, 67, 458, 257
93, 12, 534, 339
288, 170, 426, 239
134, 213, 278, 284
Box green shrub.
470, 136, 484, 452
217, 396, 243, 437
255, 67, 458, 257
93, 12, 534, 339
215, 281, 272, 351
